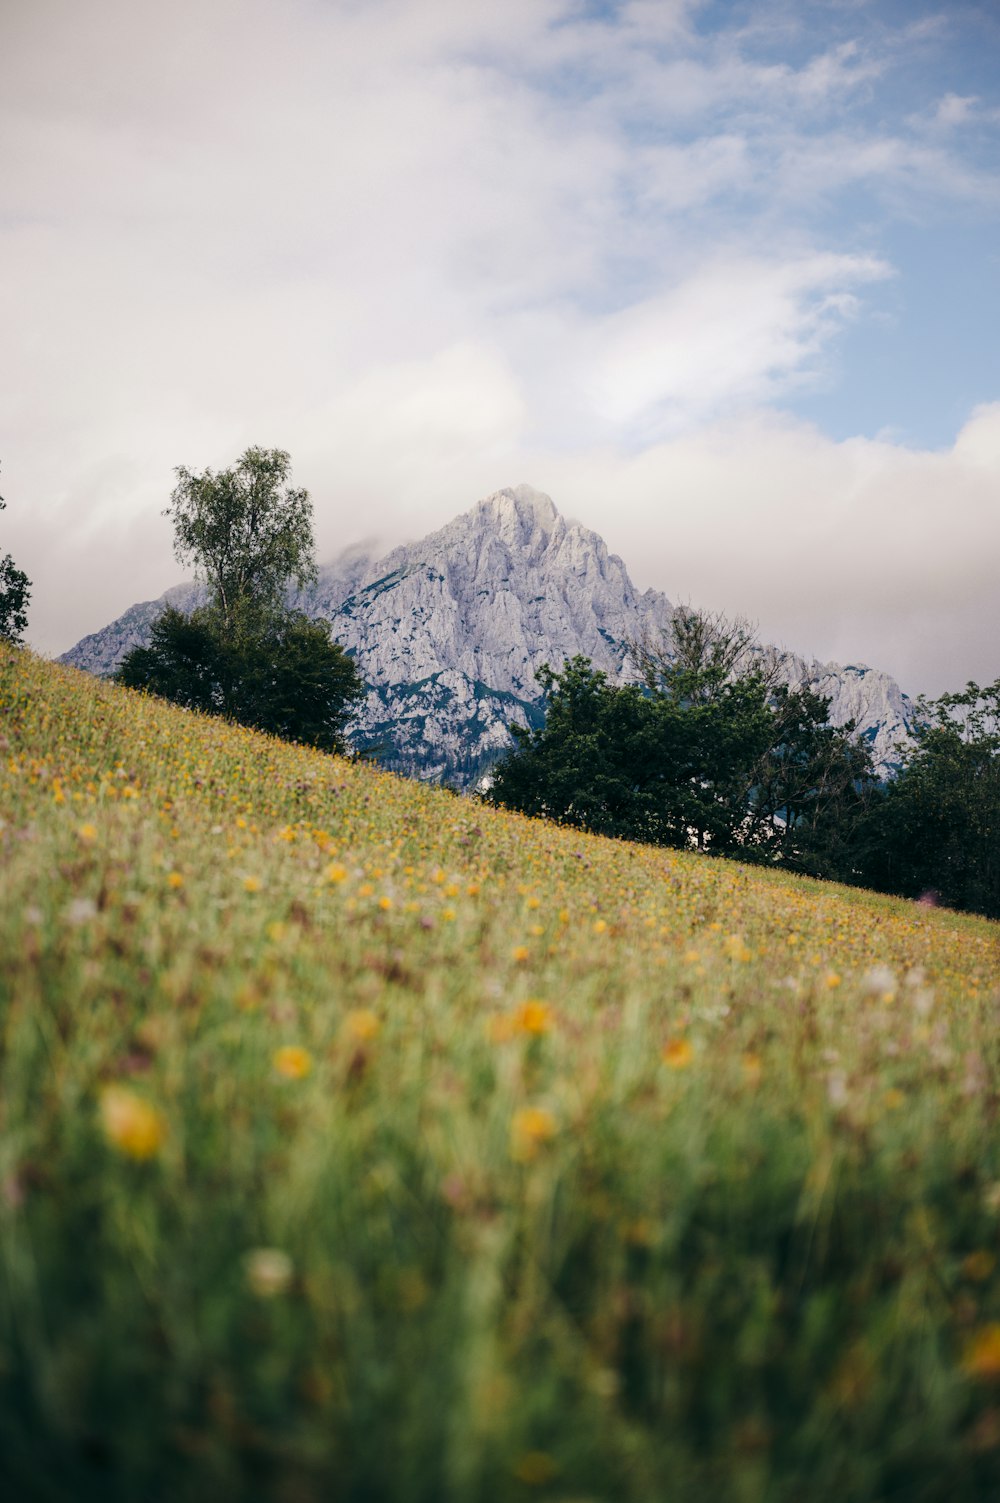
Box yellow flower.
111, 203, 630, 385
378, 895, 393, 911
512, 945, 530, 963
662, 1037, 694, 1070
512, 1000, 552, 1036
344, 1009, 380, 1042
100, 1087, 166, 1160
243, 876, 261, 893
324, 863, 348, 884
273, 1045, 313, 1079
742, 1051, 762, 1085
963, 1325, 1000, 1380
167, 871, 184, 890
824, 972, 842, 990
510, 1106, 558, 1162
724, 934, 752, 963
592, 918, 608, 935
78, 823, 97, 843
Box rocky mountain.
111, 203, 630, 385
61, 483, 914, 784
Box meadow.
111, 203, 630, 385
1, 642, 999, 1502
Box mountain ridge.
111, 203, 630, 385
60, 484, 914, 784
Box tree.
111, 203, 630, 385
629, 608, 778, 852
741, 685, 878, 877
486, 658, 666, 840
117, 449, 364, 754
0, 470, 31, 645
861, 680, 1000, 918
166, 447, 316, 631
487, 608, 876, 873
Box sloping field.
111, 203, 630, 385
1, 645, 999, 1502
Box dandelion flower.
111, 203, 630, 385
100, 1087, 166, 1160
510, 1106, 557, 1162
662, 1038, 693, 1070
344, 1010, 380, 1042
273, 1045, 313, 1079
512, 1000, 552, 1036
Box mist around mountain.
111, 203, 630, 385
61, 484, 914, 786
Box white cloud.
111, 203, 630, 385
0, 0, 997, 703
526, 404, 1000, 698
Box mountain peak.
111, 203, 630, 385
478, 484, 558, 537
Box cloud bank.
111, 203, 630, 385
1, 0, 998, 698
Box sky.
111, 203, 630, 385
2, 0, 999, 696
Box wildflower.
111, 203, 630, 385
244, 1248, 293, 1297
592, 919, 608, 935
742, 1051, 762, 1085
166, 871, 184, 890
273, 1045, 313, 1079
78, 823, 97, 843
344, 1010, 380, 1042
824, 972, 842, 990
512, 945, 530, 963
512, 1000, 552, 1036
963, 1325, 1000, 1381
243, 876, 261, 893
324, 863, 348, 884
662, 1038, 693, 1069
510, 1106, 557, 1162
100, 1087, 166, 1160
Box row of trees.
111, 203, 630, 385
117, 448, 363, 753
486, 614, 1000, 920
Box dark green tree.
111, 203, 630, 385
629, 608, 778, 851
0, 472, 32, 645
117, 450, 363, 753
742, 685, 878, 877
485, 658, 666, 841
861, 680, 1000, 918
488, 609, 875, 873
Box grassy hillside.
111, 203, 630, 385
1, 644, 999, 1502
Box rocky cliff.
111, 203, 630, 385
61, 483, 913, 783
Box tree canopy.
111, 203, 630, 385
860, 680, 1000, 918
166, 447, 316, 629
0, 471, 31, 645
486, 610, 878, 878
117, 448, 363, 754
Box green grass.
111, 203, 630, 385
1, 643, 999, 1501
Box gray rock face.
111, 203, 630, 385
61, 483, 913, 783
